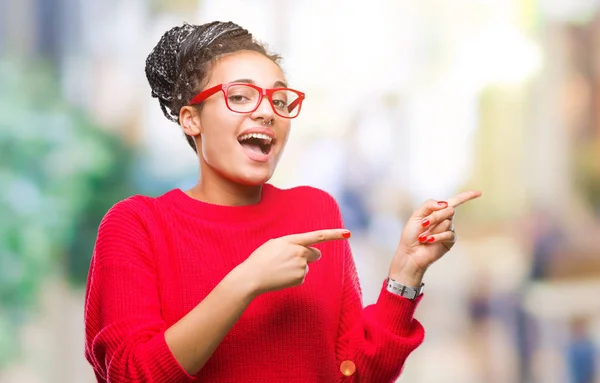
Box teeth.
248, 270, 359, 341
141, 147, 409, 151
238, 133, 273, 143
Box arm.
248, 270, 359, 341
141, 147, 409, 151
332, 189, 482, 382
165, 266, 256, 374
84, 199, 257, 383
335, 239, 425, 383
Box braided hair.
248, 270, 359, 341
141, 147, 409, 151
145, 21, 281, 151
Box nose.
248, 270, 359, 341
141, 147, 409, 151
250, 93, 275, 123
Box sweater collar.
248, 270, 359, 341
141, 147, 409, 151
160, 184, 277, 222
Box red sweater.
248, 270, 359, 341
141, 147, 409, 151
84, 184, 424, 383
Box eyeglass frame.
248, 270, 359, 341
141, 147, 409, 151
188, 82, 306, 119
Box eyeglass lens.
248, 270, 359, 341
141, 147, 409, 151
226, 84, 301, 117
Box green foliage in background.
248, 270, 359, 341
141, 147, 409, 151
0, 58, 135, 367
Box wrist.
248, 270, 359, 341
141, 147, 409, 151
225, 264, 261, 301
388, 248, 427, 287
388, 265, 425, 288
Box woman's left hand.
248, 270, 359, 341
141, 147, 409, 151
388, 190, 482, 287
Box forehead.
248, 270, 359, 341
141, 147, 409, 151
207, 50, 285, 87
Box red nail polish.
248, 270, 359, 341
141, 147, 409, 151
421, 219, 430, 228
438, 201, 448, 207
342, 231, 352, 239
419, 234, 428, 242
427, 236, 435, 243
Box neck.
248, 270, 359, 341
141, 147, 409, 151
187, 168, 263, 207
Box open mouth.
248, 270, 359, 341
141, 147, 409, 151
237, 133, 274, 155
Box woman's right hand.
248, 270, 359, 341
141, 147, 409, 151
239, 229, 351, 295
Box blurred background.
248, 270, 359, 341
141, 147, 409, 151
1, 0, 600, 382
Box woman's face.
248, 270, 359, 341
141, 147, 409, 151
183, 50, 292, 187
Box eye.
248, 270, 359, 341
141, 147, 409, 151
272, 99, 287, 109
227, 85, 258, 104
228, 94, 251, 103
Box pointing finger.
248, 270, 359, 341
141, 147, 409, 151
446, 190, 482, 208
282, 229, 352, 247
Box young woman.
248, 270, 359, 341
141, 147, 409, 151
84, 21, 481, 383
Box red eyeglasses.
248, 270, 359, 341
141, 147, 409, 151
188, 82, 305, 119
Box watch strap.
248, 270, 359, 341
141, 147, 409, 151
386, 278, 424, 300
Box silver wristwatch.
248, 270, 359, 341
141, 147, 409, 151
386, 278, 424, 300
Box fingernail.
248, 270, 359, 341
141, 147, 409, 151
437, 201, 448, 207
342, 231, 352, 239
421, 219, 430, 228
427, 236, 435, 243
419, 234, 428, 242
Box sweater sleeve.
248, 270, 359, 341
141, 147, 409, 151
335, 240, 425, 382
84, 197, 196, 383
327, 198, 425, 382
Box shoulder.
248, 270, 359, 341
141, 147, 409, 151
102, 194, 155, 221
93, 195, 160, 266
98, 194, 160, 234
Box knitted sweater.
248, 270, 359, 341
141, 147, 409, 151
84, 184, 424, 382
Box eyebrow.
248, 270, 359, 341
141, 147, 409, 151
231, 78, 289, 88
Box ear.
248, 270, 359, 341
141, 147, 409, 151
180, 106, 202, 137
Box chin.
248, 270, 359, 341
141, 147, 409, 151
232, 168, 274, 186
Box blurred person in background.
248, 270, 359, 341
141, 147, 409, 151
514, 208, 566, 382
566, 317, 597, 383
83, 21, 481, 383
527, 209, 564, 281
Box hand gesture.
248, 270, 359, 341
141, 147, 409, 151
389, 190, 482, 286
243, 229, 351, 295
